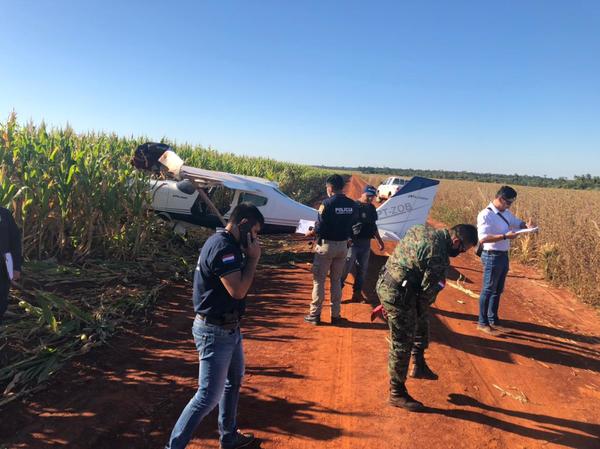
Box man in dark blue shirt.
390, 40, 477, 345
0, 207, 22, 322
166, 203, 264, 449
304, 174, 357, 325
341, 185, 385, 302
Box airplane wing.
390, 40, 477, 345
375, 176, 440, 241
179, 165, 263, 194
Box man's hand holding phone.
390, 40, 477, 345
246, 233, 261, 261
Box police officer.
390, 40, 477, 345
376, 223, 478, 411
165, 203, 264, 449
340, 185, 385, 302
304, 174, 357, 325
0, 206, 22, 322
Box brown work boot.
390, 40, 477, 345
409, 352, 438, 380
477, 324, 500, 336
389, 384, 424, 411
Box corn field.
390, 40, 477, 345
0, 113, 331, 405
431, 179, 600, 308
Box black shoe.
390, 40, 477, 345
331, 316, 347, 325
220, 430, 255, 449
409, 352, 438, 380
350, 290, 363, 302
304, 314, 321, 325
389, 384, 424, 411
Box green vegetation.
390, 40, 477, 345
318, 165, 600, 190
0, 113, 330, 405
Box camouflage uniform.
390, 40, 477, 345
376, 224, 451, 388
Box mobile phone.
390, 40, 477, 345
238, 220, 256, 248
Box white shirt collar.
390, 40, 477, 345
488, 202, 501, 214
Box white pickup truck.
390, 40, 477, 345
376, 176, 408, 201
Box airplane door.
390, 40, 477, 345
150, 181, 171, 211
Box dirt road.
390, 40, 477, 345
2, 176, 599, 448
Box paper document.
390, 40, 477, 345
296, 219, 316, 235
514, 227, 539, 235
4, 253, 13, 280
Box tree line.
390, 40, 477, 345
315, 165, 600, 190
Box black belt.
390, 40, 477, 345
196, 314, 240, 330
483, 250, 508, 255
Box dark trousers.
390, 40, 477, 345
377, 278, 430, 387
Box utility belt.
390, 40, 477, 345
196, 312, 241, 330
379, 268, 415, 291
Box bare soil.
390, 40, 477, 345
1, 176, 599, 449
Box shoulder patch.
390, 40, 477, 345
222, 253, 236, 264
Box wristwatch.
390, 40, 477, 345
502, 234, 507, 240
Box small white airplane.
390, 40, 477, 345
131, 143, 439, 240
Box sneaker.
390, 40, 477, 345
477, 324, 499, 336
220, 430, 255, 449
304, 314, 321, 325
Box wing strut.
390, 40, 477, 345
193, 181, 227, 226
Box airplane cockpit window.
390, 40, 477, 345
176, 179, 197, 195
239, 192, 268, 207
392, 178, 401, 185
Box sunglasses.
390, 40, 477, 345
501, 197, 515, 205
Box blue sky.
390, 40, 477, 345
1, 0, 599, 178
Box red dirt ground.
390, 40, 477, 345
1, 176, 599, 449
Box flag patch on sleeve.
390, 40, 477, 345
222, 254, 236, 264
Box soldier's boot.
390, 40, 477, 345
409, 351, 438, 380
389, 383, 424, 411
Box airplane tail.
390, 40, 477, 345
375, 176, 440, 241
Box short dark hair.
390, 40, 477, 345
496, 185, 517, 201
451, 224, 478, 247
326, 174, 345, 191
229, 202, 265, 227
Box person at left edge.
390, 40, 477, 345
165, 203, 264, 449
0, 206, 22, 322
304, 174, 357, 325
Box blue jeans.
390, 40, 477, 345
166, 315, 245, 449
341, 239, 371, 293
478, 251, 509, 326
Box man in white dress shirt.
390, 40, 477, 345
476, 186, 534, 335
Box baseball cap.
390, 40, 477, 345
364, 185, 377, 196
